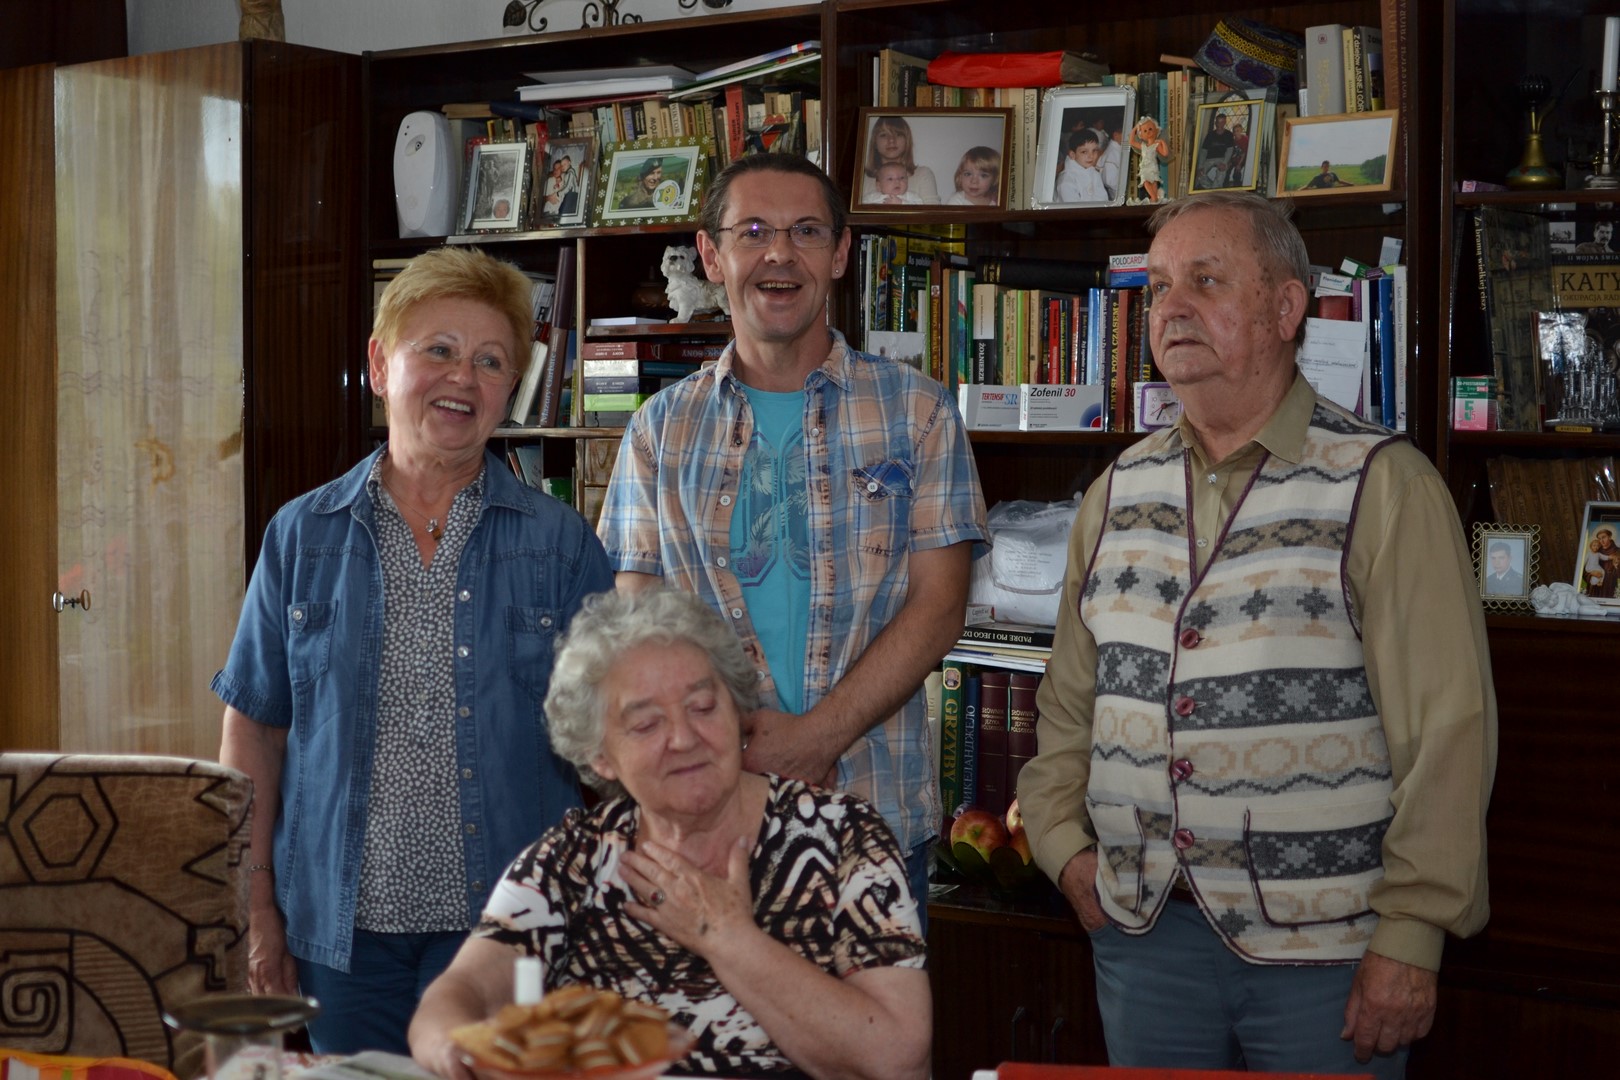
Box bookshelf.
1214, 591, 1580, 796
355, 1, 1620, 1073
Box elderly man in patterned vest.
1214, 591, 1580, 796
1019, 191, 1497, 1077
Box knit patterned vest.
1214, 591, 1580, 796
1082, 404, 1398, 963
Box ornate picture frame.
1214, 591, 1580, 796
1472, 522, 1540, 612
1574, 501, 1620, 605
593, 136, 711, 228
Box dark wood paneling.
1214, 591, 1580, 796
0, 64, 61, 749
0, 0, 126, 69
243, 41, 365, 571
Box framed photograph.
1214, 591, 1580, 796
593, 137, 711, 227
1188, 98, 1267, 194
1032, 85, 1135, 210
1472, 522, 1540, 612
852, 107, 1013, 212
1574, 501, 1620, 605
1277, 110, 1399, 197
537, 135, 597, 229
462, 142, 530, 232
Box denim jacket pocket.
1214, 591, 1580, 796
507, 605, 561, 701
850, 460, 914, 557
286, 600, 337, 691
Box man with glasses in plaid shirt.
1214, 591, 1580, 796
597, 155, 987, 912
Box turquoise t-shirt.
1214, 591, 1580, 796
731, 385, 811, 715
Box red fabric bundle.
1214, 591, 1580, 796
926, 50, 1072, 88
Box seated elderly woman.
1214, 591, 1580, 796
408, 588, 931, 1079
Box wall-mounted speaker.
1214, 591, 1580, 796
393, 111, 456, 238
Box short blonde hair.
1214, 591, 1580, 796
372, 247, 536, 374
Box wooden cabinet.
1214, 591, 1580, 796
0, 42, 363, 755
929, 890, 1107, 1078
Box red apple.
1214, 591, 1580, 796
1005, 797, 1023, 835
1006, 827, 1032, 865
949, 807, 1008, 863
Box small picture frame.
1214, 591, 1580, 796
1277, 110, 1399, 197
593, 137, 711, 227
462, 141, 530, 232
1033, 85, 1135, 209
852, 108, 1013, 212
1188, 99, 1266, 194
537, 135, 597, 229
1574, 501, 1620, 605
1473, 522, 1540, 612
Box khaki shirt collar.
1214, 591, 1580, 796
1170, 368, 1317, 471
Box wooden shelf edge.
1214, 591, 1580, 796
494, 426, 624, 438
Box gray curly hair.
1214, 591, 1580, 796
545, 587, 761, 794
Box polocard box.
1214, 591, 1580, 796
1018, 383, 1104, 431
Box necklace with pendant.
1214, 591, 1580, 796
382, 477, 445, 543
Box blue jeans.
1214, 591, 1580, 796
295, 929, 466, 1054
1089, 900, 1408, 1077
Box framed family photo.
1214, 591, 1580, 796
537, 135, 597, 229
1033, 85, 1135, 209
1472, 522, 1540, 612
851, 108, 1012, 213
593, 137, 711, 227
1278, 110, 1399, 196
462, 142, 530, 232
1575, 501, 1620, 604
1188, 98, 1268, 194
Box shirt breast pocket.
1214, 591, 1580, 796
507, 606, 561, 701
286, 600, 337, 691
850, 460, 914, 557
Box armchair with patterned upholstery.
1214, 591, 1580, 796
0, 754, 253, 1079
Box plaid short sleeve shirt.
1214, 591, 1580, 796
597, 330, 987, 851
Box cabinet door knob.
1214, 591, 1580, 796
52, 589, 92, 612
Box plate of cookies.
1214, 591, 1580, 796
451, 986, 691, 1079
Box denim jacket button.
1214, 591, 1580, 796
291, 608, 304, 623
458, 589, 471, 601
457, 645, 470, 658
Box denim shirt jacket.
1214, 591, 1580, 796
211, 447, 614, 972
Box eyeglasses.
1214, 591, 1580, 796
714, 222, 836, 249
404, 339, 516, 384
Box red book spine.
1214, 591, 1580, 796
1006, 672, 1041, 802
975, 669, 1011, 817
724, 83, 748, 162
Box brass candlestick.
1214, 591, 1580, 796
1507, 75, 1562, 189
1588, 89, 1620, 190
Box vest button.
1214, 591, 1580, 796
1179, 628, 1201, 648
1174, 696, 1196, 717
1173, 828, 1195, 850
1170, 758, 1195, 782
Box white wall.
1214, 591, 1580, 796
126, 0, 811, 56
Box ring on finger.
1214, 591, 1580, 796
649, 888, 665, 907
